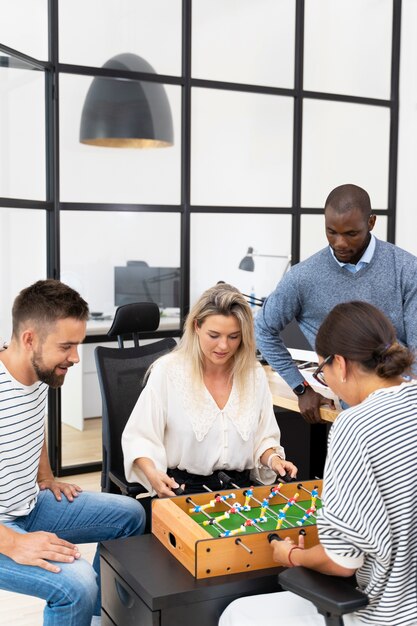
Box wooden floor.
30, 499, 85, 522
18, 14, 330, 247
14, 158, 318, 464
61, 417, 102, 466
0, 472, 101, 626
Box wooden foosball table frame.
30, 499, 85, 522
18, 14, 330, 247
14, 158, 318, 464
152, 479, 321, 579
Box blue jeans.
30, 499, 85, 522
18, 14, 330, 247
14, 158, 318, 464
0, 490, 145, 626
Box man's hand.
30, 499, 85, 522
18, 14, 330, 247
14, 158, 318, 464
298, 387, 335, 424
38, 478, 82, 502
37, 438, 82, 501
2, 529, 81, 573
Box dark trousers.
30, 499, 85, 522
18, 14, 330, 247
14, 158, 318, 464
169, 468, 252, 495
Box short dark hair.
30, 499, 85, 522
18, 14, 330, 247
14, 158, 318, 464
315, 301, 415, 379
12, 279, 89, 337
324, 184, 372, 217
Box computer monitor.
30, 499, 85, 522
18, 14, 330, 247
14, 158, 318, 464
114, 264, 180, 309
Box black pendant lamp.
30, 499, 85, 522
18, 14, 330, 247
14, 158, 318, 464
80, 53, 174, 148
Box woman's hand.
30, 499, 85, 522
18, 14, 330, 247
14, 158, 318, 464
134, 457, 184, 498
146, 467, 184, 498
271, 534, 305, 566
271, 535, 356, 576
271, 457, 298, 480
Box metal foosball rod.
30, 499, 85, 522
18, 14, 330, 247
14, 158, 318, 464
186, 495, 232, 536
187, 494, 254, 554
201, 484, 266, 533
297, 483, 321, 503
241, 487, 297, 529
217, 473, 297, 529
269, 483, 317, 520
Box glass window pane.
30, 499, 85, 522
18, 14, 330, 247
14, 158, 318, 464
304, 0, 392, 99
190, 213, 292, 304
60, 210, 181, 464
300, 213, 388, 261
0, 0, 47, 60
59, 0, 182, 77
60, 211, 181, 318
0, 62, 46, 200
0, 208, 47, 341
301, 99, 390, 209
192, 0, 295, 88
59, 74, 181, 204
191, 89, 293, 207
61, 333, 179, 467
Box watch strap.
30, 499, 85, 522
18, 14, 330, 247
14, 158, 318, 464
293, 380, 310, 396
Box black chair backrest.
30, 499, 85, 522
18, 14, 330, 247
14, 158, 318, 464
95, 337, 177, 488
107, 301, 161, 348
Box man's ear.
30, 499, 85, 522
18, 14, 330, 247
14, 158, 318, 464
368, 213, 376, 232
21, 329, 36, 352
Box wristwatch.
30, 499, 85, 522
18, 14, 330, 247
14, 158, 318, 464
293, 380, 310, 396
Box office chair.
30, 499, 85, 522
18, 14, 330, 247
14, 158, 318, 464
95, 302, 177, 501
278, 566, 368, 626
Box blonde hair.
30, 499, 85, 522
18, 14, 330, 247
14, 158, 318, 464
175, 283, 257, 390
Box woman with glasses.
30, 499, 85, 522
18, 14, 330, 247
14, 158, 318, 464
220, 300, 417, 626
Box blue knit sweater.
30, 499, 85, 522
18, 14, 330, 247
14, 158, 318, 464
255, 238, 417, 389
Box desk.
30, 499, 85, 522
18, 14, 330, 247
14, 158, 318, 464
264, 365, 340, 423
100, 534, 281, 626
61, 316, 180, 431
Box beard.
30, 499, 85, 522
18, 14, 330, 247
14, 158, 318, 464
31, 351, 70, 389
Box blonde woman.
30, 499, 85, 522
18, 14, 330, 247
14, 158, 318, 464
122, 283, 297, 497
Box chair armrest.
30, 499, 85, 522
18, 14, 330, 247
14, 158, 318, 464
278, 567, 368, 617
109, 470, 150, 498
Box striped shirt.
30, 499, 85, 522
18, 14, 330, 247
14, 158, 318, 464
0, 361, 48, 522
318, 381, 417, 625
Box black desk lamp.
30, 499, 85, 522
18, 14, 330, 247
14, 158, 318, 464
238, 246, 291, 273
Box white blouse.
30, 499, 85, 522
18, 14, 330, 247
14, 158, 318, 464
122, 352, 285, 495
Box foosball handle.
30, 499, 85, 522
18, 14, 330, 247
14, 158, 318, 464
217, 471, 234, 488
172, 486, 185, 496
267, 533, 282, 543
276, 472, 293, 483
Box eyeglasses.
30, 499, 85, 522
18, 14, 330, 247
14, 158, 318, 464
312, 355, 334, 387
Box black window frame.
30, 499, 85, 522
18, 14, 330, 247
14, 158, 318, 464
0, 0, 401, 475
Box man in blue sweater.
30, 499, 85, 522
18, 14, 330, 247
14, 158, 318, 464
255, 183, 417, 424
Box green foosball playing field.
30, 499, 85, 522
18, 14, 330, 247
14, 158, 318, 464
189, 483, 321, 538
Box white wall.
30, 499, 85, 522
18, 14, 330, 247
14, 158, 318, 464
396, 0, 417, 255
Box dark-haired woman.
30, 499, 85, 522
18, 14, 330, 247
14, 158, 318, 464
220, 301, 417, 626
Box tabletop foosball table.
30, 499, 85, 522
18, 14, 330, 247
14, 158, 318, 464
100, 479, 322, 626
152, 479, 322, 578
